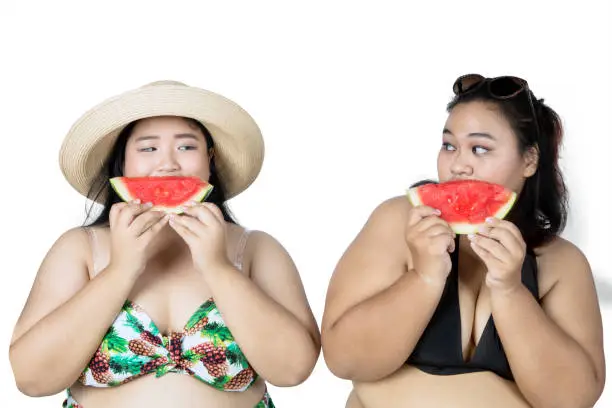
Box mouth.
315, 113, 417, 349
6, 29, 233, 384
448, 177, 478, 182
150, 173, 186, 178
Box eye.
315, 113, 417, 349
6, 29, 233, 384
138, 147, 156, 152
178, 145, 198, 151
442, 142, 456, 151
473, 146, 489, 155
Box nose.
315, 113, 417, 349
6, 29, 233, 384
156, 150, 181, 174
450, 150, 473, 178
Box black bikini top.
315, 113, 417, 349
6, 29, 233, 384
406, 235, 539, 381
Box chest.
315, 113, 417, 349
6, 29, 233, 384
129, 263, 214, 335
87, 226, 251, 335
456, 254, 491, 361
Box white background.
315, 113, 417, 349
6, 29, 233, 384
1, 1, 611, 406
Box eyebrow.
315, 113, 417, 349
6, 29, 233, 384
443, 128, 496, 140
134, 133, 201, 142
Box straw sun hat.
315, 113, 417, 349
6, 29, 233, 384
58, 80, 265, 202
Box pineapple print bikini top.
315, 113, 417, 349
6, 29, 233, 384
77, 227, 258, 392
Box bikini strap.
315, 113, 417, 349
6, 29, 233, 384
234, 228, 252, 271
85, 227, 108, 278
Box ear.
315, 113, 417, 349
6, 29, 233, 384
523, 144, 539, 178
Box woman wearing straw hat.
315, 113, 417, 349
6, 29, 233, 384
9, 80, 321, 407
320, 74, 605, 407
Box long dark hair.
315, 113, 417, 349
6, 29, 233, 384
84, 117, 238, 226
442, 82, 568, 249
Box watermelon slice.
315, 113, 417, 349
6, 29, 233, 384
109, 176, 214, 214
406, 180, 517, 234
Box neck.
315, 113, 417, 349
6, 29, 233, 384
457, 235, 482, 262
149, 225, 189, 261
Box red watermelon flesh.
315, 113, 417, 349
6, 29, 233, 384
406, 180, 517, 234
110, 176, 214, 214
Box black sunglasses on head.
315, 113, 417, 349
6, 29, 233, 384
452, 74, 540, 142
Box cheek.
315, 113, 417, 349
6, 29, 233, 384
123, 151, 151, 177
181, 153, 211, 178
436, 152, 452, 179
196, 164, 211, 180
478, 156, 526, 190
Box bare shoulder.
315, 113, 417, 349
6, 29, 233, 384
34, 225, 93, 285
347, 194, 414, 251
223, 223, 293, 276
535, 235, 600, 313
239, 228, 290, 266
55, 225, 90, 244
49, 226, 93, 263
230, 225, 319, 337
535, 235, 589, 263
535, 236, 593, 297
533, 236, 605, 389
10, 226, 92, 345
322, 195, 414, 329
370, 195, 414, 224
343, 194, 413, 263
236, 227, 277, 247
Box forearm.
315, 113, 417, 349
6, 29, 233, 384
202, 262, 318, 386
323, 270, 445, 382
10, 265, 137, 396
491, 285, 601, 408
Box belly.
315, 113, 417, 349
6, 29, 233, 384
351, 365, 532, 408
69, 374, 267, 408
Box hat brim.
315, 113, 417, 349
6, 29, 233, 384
59, 81, 265, 203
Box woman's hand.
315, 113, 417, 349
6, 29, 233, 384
468, 217, 526, 294
168, 201, 230, 274
108, 200, 169, 278
404, 205, 456, 286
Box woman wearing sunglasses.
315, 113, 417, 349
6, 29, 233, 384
321, 74, 605, 407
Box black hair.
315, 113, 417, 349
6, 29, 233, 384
439, 81, 568, 249
83, 117, 238, 226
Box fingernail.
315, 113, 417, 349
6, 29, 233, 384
478, 225, 488, 234
133, 199, 141, 204
434, 209, 441, 215
145, 202, 153, 208
468, 234, 475, 240
486, 217, 495, 224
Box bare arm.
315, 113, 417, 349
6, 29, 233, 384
10, 202, 167, 396
321, 197, 451, 382
199, 230, 321, 387
491, 238, 605, 408
9, 228, 139, 396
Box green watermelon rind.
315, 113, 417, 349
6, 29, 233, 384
405, 183, 517, 235
109, 177, 214, 214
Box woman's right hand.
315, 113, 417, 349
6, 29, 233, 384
108, 200, 169, 277
404, 205, 455, 285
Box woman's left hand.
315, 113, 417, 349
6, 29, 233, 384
168, 201, 230, 274
468, 217, 526, 294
